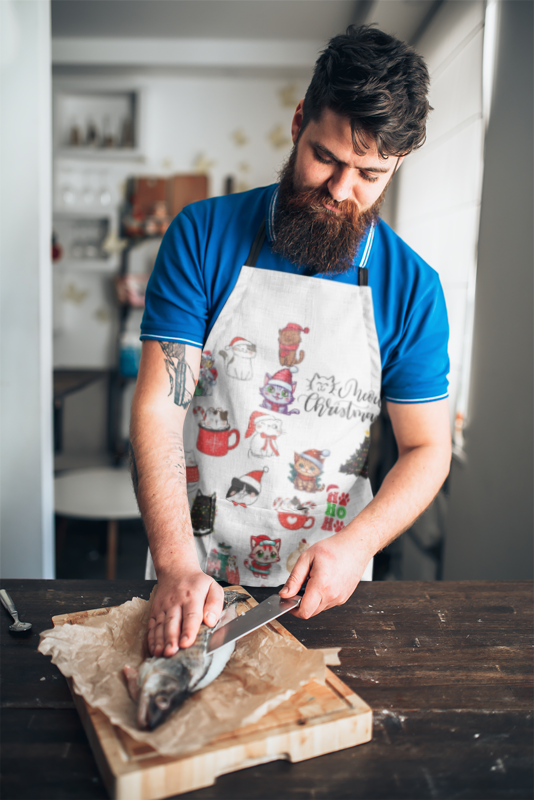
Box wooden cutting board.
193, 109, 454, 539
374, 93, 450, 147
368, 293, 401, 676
52, 591, 372, 800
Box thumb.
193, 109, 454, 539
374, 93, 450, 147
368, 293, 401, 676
280, 553, 311, 597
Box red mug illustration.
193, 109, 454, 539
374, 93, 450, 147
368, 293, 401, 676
197, 425, 240, 457
277, 511, 315, 531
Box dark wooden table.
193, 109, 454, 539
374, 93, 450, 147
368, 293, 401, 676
1, 580, 532, 799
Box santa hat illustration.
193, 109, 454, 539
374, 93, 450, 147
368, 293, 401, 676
281, 323, 309, 335
297, 449, 330, 470
241, 466, 269, 492
269, 366, 298, 391
245, 411, 268, 438
252, 534, 280, 548
227, 336, 253, 349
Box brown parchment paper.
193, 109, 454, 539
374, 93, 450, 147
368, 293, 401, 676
38, 589, 326, 757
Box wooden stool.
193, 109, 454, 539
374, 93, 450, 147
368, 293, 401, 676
54, 467, 140, 579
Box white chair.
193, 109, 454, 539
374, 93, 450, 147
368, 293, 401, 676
54, 467, 141, 579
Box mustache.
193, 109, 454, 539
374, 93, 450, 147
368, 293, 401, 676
279, 185, 359, 224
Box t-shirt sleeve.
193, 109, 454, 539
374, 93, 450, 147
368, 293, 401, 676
140, 209, 207, 348
381, 270, 450, 404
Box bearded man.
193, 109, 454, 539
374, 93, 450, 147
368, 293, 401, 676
131, 25, 451, 659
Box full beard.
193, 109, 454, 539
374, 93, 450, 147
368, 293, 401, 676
272, 146, 388, 275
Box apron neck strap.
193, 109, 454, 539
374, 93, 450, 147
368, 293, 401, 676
358, 267, 368, 286
245, 219, 267, 267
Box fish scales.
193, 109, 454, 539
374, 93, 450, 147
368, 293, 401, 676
124, 590, 248, 730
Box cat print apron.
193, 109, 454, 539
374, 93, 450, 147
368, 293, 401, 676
146, 221, 381, 587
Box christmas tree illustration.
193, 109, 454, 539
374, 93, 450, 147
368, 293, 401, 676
339, 430, 370, 478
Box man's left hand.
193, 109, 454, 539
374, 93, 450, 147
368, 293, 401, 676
279, 534, 369, 618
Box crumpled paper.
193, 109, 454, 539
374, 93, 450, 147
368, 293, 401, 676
38, 589, 326, 757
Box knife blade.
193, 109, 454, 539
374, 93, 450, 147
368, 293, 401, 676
207, 593, 301, 653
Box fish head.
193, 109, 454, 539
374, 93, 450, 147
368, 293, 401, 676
137, 665, 191, 730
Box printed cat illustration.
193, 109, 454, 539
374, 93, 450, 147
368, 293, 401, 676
194, 351, 217, 396
259, 367, 299, 415
193, 406, 229, 430
226, 467, 268, 507
286, 539, 310, 573
245, 411, 283, 458
278, 323, 309, 367
206, 542, 237, 582
190, 489, 216, 536
308, 373, 337, 394
289, 449, 330, 493
219, 336, 256, 380
244, 534, 281, 579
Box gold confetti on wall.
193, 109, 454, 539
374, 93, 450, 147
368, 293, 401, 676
267, 124, 291, 150
63, 283, 89, 305
101, 230, 127, 257
231, 129, 249, 147
193, 153, 216, 174
278, 83, 299, 108
94, 306, 111, 323
238, 161, 250, 174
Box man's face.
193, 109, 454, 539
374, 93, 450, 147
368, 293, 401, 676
291, 102, 401, 214
271, 102, 402, 274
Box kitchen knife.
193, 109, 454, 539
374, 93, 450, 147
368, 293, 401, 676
207, 593, 301, 653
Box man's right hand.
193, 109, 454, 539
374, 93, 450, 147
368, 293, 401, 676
148, 570, 225, 658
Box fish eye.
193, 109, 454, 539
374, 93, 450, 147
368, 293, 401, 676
155, 694, 171, 710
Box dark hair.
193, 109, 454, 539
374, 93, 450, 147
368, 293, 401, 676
302, 25, 431, 157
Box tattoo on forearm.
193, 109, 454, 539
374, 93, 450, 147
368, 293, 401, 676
129, 441, 139, 495
159, 341, 196, 410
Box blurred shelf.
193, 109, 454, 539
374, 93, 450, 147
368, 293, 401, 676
55, 147, 144, 162
54, 257, 120, 274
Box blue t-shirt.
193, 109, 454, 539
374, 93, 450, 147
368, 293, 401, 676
141, 184, 449, 403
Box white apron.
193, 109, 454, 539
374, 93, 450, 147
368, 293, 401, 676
146, 221, 382, 587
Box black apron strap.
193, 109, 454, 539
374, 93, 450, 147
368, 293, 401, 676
358, 267, 369, 286
245, 219, 267, 267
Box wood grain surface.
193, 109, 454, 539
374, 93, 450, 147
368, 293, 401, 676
1, 580, 532, 800
51, 591, 372, 800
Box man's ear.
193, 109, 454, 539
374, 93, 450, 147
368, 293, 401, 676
291, 100, 305, 145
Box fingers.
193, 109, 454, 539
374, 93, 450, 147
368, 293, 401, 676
279, 552, 311, 598
292, 578, 323, 619
150, 611, 167, 657
179, 602, 205, 648
163, 608, 181, 657
203, 581, 224, 627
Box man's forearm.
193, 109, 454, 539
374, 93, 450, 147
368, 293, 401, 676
340, 442, 451, 568
129, 409, 198, 578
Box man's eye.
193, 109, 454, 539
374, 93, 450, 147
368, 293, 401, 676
315, 150, 333, 165
360, 171, 379, 183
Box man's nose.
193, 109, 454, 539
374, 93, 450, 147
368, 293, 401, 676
327, 167, 353, 203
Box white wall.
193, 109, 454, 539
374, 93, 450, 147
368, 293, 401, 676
0, 0, 54, 578
393, 1, 486, 429
443, 0, 533, 579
